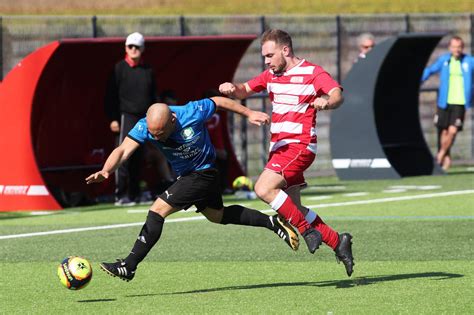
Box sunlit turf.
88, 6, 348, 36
0, 166, 473, 313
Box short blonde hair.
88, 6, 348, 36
261, 29, 293, 52
449, 35, 464, 47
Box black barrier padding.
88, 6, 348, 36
330, 33, 445, 180
374, 35, 442, 176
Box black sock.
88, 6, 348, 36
124, 211, 165, 270
221, 205, 272, 229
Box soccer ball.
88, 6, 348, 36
57, 256, 93, 290
232, 176, 253, 191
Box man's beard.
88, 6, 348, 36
273, 55, 287, 75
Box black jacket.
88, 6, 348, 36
105, 59, 158, 121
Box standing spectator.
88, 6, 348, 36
219, 29, 354, 277
422, 36, 473, 170
206, 109, 231, 193
203, 89, 232, 194
105, 32, 158, 206
159, 89, 178, 105
356, 32, 375, 62
143, 89, 177, 199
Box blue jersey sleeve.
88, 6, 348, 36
191, 98, 216, 123
127, 119, 148, 144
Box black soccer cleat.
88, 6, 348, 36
335, 233, 355, 277
99, 259, 136, 282
302, 228, 322, 254
270, 214, 300, 251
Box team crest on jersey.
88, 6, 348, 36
181, 127, 194, 139
462, 62, 469, 72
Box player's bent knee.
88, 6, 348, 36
150, 198, 179, 218
254, 181, 271, 201
201, 207, 223, 224
253, 180, 264, 196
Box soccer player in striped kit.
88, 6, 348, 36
219, 29, 354, 276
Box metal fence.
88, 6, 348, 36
1, 14, 473, 176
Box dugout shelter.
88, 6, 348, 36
0, 35, 255, 211
330, 33, 445, 180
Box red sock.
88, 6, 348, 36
270, 191, 311, 234
311, 216, 339, 250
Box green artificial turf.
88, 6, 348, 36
1, 167, 473, 314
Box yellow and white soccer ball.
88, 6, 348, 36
57, 256, 92, 290
232, 176, 253, 191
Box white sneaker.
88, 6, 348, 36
139, 191, 154, 205
114, 197, 137, 207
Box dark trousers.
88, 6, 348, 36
115, 112, 144, 201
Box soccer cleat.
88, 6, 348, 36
99, 259, 136, 282
302, 228, 322, 254
335, 233, 355, 277
270, 215, 300, 251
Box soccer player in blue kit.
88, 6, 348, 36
86, 96, 300, 281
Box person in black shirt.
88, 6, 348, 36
105, 32, 158, 206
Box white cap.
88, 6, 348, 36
125, 32, 145, 48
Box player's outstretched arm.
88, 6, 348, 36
211, 96, 270, 126
218, 82, 254, 100
85, 137, 140, 184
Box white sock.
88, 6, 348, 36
269, 190, 288, 211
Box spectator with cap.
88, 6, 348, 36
105, 32, 158, 206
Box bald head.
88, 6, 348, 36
146, 103, 175, 141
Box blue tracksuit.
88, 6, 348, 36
422, 53, 474, 109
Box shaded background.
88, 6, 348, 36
1, 14, 473, 175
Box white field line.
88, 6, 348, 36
306, 189, 474, 209
342, 192, 369, 197
0, 210, 273, 240
1, 190, 473, 240
306, 195, 333, 201
0, 216, 204, 240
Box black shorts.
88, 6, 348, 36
435, 105, 466, 131
158, 168, 223, 212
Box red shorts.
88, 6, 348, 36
264, 144, 316, 188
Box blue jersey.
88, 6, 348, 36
128, 98, 217, 176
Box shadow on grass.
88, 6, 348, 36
125, 272, 463, 297
77, 298, 116, 303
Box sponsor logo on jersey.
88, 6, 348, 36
290, 76, 304, 83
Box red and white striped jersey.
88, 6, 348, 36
247, 59, 341, 154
